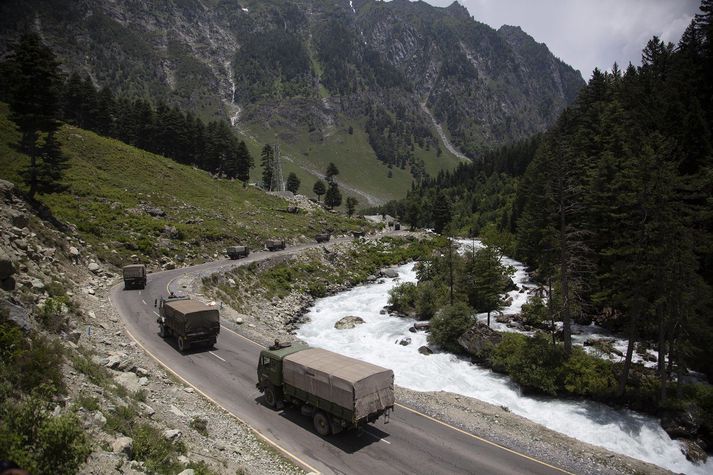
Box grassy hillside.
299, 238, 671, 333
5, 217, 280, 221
0, 103, 367, 268
245, 115, 463, 205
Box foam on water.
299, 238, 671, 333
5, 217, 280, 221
297, 261, 711, 474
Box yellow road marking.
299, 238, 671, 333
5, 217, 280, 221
120, 324, 321, 475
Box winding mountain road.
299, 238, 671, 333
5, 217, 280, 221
110, 237, 568, 475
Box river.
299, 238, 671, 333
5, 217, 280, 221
296, 248, 711, 474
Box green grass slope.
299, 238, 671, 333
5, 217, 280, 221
244, 115, 463, 206
0, 104, 367, 268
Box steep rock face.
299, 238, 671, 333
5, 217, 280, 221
0, 0, 584, 171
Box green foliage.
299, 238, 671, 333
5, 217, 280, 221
312, 179, 326, 201
324, 182, 342, 209
37, 296, 69, 333
0, 321, 64, 397
388, 282, 418, 315
428, 302, 473, 353
560, 348, 617, 397
132, 422, 186, 475
285, 172, 300, 194
520, 295, 548, 327
489, 332, 561, 395
0, 396, 90, 475
345, 196, 358, 217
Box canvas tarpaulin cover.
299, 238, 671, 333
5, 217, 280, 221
283, 348, 394, 420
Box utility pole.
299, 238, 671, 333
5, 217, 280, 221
272, 143, 285, 192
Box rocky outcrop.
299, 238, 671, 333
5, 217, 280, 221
458, 323, 502, 361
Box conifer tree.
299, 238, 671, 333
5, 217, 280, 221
285, 172, 300, 193
345, 196, 358, 217
261, 144, 274, 190
313, 179, 326, 202
324, 182, 342, 209
5, 33, 65, 199
236, 140, 254, 183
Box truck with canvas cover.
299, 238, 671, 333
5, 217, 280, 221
315, 233, 330, 243
227, 245, 249, 259
256, 342, 394, 435
265, 239, 286, 251
156, 296, 219, 352
122, 264, 146, 290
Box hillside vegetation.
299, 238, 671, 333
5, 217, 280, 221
0, 103, 366, 269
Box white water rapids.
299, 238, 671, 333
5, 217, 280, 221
296, 249, 711, 474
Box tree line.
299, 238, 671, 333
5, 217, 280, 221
382, 1, 713, 397
0, 33, 255, 196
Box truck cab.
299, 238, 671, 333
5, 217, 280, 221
256, 342, 308, 407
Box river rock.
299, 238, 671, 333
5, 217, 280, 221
382, 269, 399, 278
418, 346, 433, 355
334, 315, 365, 330
661, 404, 702, 438
112, 436, 133, 456
458, 323, 502, 360
397, 337, 412, 346
413, 321, 430, 331
681, 439, 708, 464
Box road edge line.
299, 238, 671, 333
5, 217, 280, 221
120, 321, 320, 474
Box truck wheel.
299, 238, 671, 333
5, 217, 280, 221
264, 386, 277, 408
313, 411, 331, 436
177, 336, 189, 352
159, 324, 166, 338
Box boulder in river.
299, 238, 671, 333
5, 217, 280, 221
458, 323, 502, 360
418, 346, 433, 355
382, 269, 399, 279
413, 321, 430, 331
397, 337, 411, 346
334, 316, 365, 330
681, 439, 708, 464
661, 404, 703, 439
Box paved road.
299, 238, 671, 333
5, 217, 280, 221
111, 239, 569, 475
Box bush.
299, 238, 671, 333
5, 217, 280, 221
189, 417, 208, 437
37, 296, 70, 333
428, 302, 473, 353
0, 396, 90, 475
132, 423, 186, 474
521, 295, 548, 327
414, 281, 442, 320
560, 348, 617, 398
388, 282, 417, 315
489, 332, 563, 395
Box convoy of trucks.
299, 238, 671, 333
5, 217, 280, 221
156, 295, 220, 352
257, 341, 394, 436
227, 245, 249, 259
122, 264, 146, 289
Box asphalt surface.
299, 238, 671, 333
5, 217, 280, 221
110, 238, 570, 475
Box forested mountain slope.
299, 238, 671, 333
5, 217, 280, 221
0, 0, 584, 203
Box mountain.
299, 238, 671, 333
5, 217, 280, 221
0, 0, 584, 204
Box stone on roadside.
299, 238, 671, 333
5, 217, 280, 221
88, 262, 100, 273
163, 429, 182, 441
114, 372, 141, 393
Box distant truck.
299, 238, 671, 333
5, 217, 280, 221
257, 342, 394, 436
156, 295, 219, 352
352, 230, 366, 238
394, 222, 401, 231
227, 245, 249, 259
315, 233, 330, 243
265, 239, 286, 251
122, 264, 146, 290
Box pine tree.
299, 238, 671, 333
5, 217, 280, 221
324, 182, 342, 209
285, 172, 300, 193
236, 140, 254, 183
432, 191, 451, 234
5, 33, 65, 199
345, 196, 358, 217
313, 179, 326, 202
325, 162, 339, 183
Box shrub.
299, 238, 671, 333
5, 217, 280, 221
521, 295, 548, 327
132, 423, 186, 474
388, 282, 417, 315
189, 417, 208, 437
0, 396, 90, 475
560, 348, 617, 398
414, 281, 442, 320
428, 302, 473, 353
490, 332, 562, 395
37, 296, 69, 333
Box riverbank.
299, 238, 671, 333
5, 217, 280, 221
195, 237, 681, 474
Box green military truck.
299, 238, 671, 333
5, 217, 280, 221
257, 342, 394, 436
122, 264, 146, 290
156, 296, 219, 352
265, 239, 286, 251
227, 245, 249, 259
315, 233, 330, 243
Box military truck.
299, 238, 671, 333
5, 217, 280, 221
315, 233, 330, 243
265, 239, 286, 251
122, 264, 146, 290
227, 245, 249, 259
352, 230, 366, 238
257, 342, 394, 435
156, 295, 219, 352
394, 222, 401, 231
